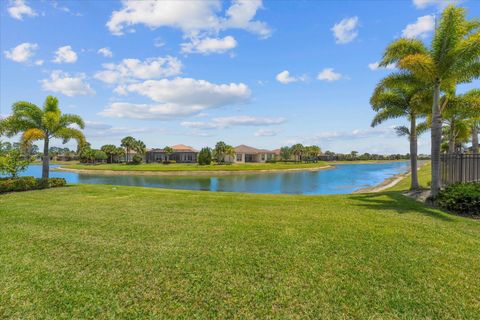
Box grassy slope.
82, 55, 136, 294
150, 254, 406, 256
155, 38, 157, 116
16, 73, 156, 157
1, 185, 479, 318
63, 161, 329, 172
388, 162, 431, 191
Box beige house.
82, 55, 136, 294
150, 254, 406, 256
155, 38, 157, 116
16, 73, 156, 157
229, 145, 276, 163
146, 144, 198, 163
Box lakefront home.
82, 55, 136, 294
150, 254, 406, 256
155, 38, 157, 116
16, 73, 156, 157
146, 144, 198, 163
229, 145, 277, 163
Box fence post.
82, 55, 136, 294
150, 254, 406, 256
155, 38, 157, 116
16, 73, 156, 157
459, 153, 464, 183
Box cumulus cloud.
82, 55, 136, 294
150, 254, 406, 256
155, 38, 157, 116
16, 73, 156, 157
8, 0, 37, 20
275, 70, 307, 84
53, 45, 78, 63
94, 56, 182, 84
331, 16, 359, 44
368, 62, 396, 71
40, 70, 95, 97
181, 36, 237, 55
317, 68, 343, 82
100, 78, 251, 120
98, 47, 113, 57
254, 128, 279, 137
402, 15, 435, 38
4, 42, 38, 63
412, 0, 457, 9
181, 115, 285, 129
106, 0, 271, 38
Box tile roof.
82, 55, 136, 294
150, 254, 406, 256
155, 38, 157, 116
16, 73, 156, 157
234, 145, 275, 154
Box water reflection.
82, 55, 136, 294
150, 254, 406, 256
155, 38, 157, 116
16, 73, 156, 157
17, 162, 410, 195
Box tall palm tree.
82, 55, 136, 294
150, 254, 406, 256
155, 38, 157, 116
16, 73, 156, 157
0, 96, 85, 179
380, 5, 480, 196
371, 73, 431, 190
290, 144, 304, 162
121, 136, 136, 163
101, 144, 118, 163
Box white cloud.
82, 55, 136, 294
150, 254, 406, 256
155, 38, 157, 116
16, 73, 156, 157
106, 0, 270, 38
317, 68, 343, 82
368, 62, 396, 71
53, 45, 78, 64
84, 121, 148, 138
254, 128, 279, 137
181, 115, 285, 129
98, 47, 113, 57
412, 0, 457, 9
402, 15, 435, 39
34, 59, 44, 66
181, 36, 237, 55
94, 56, 182, 84
4, 42, 38, 63
275, 70, 307, 84
100, 78, 251, 120
331, 16, 359, 44
8, 0, 37, 20
40, 70, 95, 97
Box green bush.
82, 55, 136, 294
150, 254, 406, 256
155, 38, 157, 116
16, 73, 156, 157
131, 155, 143, 165
0, 177, 67, 194
436, 182, 480, 215
198, 147, 212, 165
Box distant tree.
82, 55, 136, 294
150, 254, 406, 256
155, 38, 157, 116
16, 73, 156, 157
213, 141, 227, 163
0, 96, 85, 179
163, 146, 174, 162
279, 146, 291, 161
101, 144, 117, 163
131, 154, 143, 165
121, 136, 136, 163
0, 141, 13, 153
290, 144, 304, 162
94, 150, 108, 163
350, 151, 358, 159
134, 140, 146, 155
198, 147, 212, 165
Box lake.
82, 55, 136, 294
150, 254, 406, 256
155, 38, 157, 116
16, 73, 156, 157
17, 162, 410, 195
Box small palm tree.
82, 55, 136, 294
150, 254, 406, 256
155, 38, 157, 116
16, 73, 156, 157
163, 146, 174, 161
1, 96, 85, 179
371, 73, 431, 189
121, 136, 136, 163
380, 5, 480, 195
290, 144, 304, 162
101, 144, 117, 163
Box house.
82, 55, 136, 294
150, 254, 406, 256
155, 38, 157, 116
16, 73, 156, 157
230, 145, 276, 163
146, 144, 198, 163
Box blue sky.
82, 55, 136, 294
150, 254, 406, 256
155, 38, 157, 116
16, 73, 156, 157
1, 0, 479, 154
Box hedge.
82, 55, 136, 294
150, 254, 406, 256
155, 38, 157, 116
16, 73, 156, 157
436, 182, 480, 215
0, 177, 67, 194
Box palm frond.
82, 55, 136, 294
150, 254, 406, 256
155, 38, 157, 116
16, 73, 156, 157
43, 96, 60, 114
21, 128, 45, 145
371, 108, 406, 127
395, 126, 410, 137
398, 54, 436, 81
380, 38, 428, 66
60, 114, 85, 129
416, 122, 430, 136
53, 127, 85, 145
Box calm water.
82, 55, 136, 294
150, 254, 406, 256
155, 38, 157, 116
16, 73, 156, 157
17, 162, 410, 195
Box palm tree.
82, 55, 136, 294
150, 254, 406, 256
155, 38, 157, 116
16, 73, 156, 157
461, 89, 480, 154
163, 146, 174, 161
380, 5, 480, 196
0, 96, 85, 179
101, 144, 117, 163
279, 146, 291, 161
134, 140, 146, 155
371, 73, 431, 189
121, 136, 136, 163
290, 144, 304, 162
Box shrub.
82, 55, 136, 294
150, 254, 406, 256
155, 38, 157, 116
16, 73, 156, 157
436, 182, 480, 215
198, 147, 212, 165
131, 154, 143, 165
0, 177, 67, 194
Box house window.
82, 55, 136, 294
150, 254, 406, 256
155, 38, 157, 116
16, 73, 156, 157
261, 154, 265, 161
236, 154, 242, 161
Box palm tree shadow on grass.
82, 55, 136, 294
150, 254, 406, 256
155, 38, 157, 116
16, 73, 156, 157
350, 191, 455, 222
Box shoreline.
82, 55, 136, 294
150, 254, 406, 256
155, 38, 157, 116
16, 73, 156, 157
54, 165, 334, 176
353, 171, 409, 193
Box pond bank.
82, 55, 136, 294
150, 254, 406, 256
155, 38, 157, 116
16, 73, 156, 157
55, 165, 333, 176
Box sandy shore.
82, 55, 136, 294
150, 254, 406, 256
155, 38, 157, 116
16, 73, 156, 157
353, 171, 410, 193
54, 165, 333, 176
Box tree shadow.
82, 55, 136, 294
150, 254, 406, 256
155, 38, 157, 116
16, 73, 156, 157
349, 191, 455, 222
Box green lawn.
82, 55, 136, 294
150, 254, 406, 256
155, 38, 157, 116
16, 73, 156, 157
1, 184, 479, 318
388, 162, 431, 191
63, 161, 329, 172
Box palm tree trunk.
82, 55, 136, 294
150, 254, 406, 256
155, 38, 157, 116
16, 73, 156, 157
410, 117, 419, 190
472, 124, 478, 155
42, 137, 49, 180
431, 82, 442, 197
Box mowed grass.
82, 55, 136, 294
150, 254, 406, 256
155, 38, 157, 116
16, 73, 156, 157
1, 184, 480, 318
388, 162, 431, 191
64, 161, 328, 172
